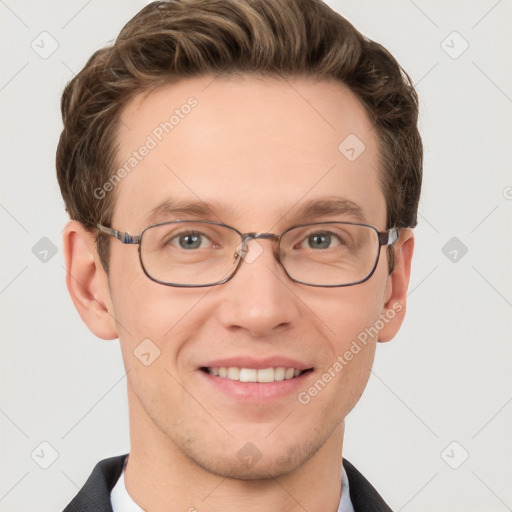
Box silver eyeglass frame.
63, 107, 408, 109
97, 220, 399, 288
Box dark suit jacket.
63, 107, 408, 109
62, 454, 393, 511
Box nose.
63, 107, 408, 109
216, 238, 301, 337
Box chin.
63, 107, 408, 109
184, 438, 321, 480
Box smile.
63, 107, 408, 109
201, 366, 312, 383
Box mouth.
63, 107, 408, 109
200, 366, 313, 383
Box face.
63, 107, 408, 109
83, 74, 410, 479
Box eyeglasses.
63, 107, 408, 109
97, 220, 399, 288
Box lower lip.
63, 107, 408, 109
199, 370, 312, 402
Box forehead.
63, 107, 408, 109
112, 74, 386, 231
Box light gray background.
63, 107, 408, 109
1, 1, 511, 511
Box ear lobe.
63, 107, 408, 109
62, 220, 118, 340
378, 228, 415, 343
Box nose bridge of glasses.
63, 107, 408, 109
237, 232, 281, 260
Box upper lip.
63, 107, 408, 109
200, 356, 313, 371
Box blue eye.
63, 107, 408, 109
297, 231, 346, 250
307, 233, 338, 249
166, 231, 213, 250
177, 232, 203, 249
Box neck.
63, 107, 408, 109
124, 388, 345, 512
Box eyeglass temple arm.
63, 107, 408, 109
96, 223, 141, 244
378, 227, 399, 247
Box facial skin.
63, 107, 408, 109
63, 74, 414, 511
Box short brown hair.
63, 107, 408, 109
56, 0, 422, 272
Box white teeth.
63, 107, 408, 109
227, 367, 240, 380
239, 368, 257, 382
285, 368, 295, 380
257, 368, 275, 383
207, 366, 304, 382
274, 367, 285, 381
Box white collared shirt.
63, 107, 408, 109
111, 457, 355, 512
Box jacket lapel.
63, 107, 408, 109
343, 458, 394, 512
62, 454, 128, 512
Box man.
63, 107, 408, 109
57, 0, 421, 510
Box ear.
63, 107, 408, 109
378, 228, 414, 343
62, 220, 118, 340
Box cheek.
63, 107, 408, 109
304, 278, 386, 395
312, 277, 386, 348
110, 270, 212, 381
113, 283, 187, 344
108, 244, 180, 339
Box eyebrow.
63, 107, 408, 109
144, 198, 239, 225
143, 196, 367, 226
290, 197, 366, 223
